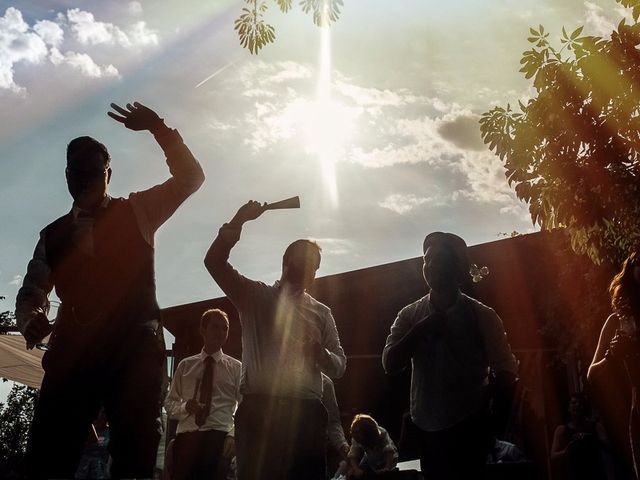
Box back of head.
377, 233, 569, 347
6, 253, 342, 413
423, 231, 470, 281
67, 136, 110, 167
350, 414, 379, 447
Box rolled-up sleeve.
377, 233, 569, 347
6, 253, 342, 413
164, 361, 190, 422
129, 129, 205, 245
15, 232, 53, 335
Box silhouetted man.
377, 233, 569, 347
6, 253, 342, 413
204, 200, 346, 480
382, 232, 517, 480
165, 308, 241, 480
15, 102, 204, 479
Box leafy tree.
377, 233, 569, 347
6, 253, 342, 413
480, 0, 640, 265
0, 382, 37, 479
234, 0, 343, 53
0, 296, 16, 330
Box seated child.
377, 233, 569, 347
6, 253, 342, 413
348, 414, 398, 478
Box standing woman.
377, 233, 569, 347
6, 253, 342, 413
588, 252, 640, 479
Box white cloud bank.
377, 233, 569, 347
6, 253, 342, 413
0, 6, 158, 92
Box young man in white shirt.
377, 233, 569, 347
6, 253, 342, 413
204, 200, 347, 480
165, 308, 242, 480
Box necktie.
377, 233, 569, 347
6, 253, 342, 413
196, 356, 215, 427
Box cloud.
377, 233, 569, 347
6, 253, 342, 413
0, 6, 158, 92
584, 1, 616, 38
379, 194, 443, 214
437, 113, 485, 151
66, 8, 158, 48
0, 7, 48, 92
50, 48, 119, 78
34, 20, 64, 47
311, 238, 355, 256
9, 274, 22, 286
129, 2, 144, 15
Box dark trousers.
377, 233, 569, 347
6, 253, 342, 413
235, 394, 328, 480
25, 326, 164, 480
173, 429, 227, 480
418, 412, 492, 480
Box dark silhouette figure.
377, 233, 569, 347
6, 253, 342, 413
589, 251, 640, 479
204, 200, 347, 480
165, 309, 241, 480
15, 102, 204, 479
550, 393, 610, 480
382, 232, 518, 480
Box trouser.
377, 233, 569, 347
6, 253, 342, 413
418, 412, 492, 480
173, 429, 228, 480
235, 394, 328, 480
25, 325, 164, 480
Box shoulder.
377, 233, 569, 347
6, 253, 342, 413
222, 353, 242, 368
602, 313, 619, 336
462, 293, 496, 315
176, 354, 200, 369
397, 295, 429, 319
43, 210, 73, 233
306, 294, 333, 317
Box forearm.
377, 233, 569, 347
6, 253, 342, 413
153, 124, 204, 193
382, 329, 417, 375
204, 223, 242, 276
15, 235, 52, 335
384, 451, 397, 469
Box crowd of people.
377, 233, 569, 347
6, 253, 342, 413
13, 103, 640, 479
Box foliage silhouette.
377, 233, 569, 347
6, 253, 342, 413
234, 0, 343, 54
480, 0, 640, 265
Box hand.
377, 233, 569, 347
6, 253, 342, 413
108, 102, 164, 132
185, 399, 202, 415
24, 310, 52, 346
222, 435, 235, 459
609, 333, 639, 361
340, 444, 350, 460
230, 200, 267, 226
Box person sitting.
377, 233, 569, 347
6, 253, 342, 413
348, 414, 398, 478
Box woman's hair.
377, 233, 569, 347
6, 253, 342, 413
609, 251, 640, 321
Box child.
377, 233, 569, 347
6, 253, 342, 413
348, 414, 398, 478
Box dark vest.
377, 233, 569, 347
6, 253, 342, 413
44, 198, 160, 337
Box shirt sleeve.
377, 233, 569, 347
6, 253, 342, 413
323, 376, 348, 450
128, 128, 205, 246
320, 307, 347, 379
204, 223, 257, 310
382, 303, 418, 375
164, 361, 190, 422
477, 305, 518, 375
228, 360, 243, 438
15, 232, 53, 335
380, 428, 398, 457
348, 439, 364, 460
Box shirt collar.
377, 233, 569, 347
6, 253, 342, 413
198, 348, 223, 363
72, 195, 111, 220
426, 289, 463, 313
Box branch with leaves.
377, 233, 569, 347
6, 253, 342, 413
234, 0, 343, 54
480, 0, 640, 265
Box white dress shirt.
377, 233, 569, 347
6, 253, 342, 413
165, 349, 242, 436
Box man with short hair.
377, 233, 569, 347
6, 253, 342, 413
382, 232, 518, 480
16, 102, 205, 479
165, 308, 242, 480
204, 200, 347, 480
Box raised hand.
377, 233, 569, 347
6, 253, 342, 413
230, 200, 267, 226
107, 102, 164, 132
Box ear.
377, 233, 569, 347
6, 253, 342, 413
106, 167, 112, 184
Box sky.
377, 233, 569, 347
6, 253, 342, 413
0, 1, 631, 328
